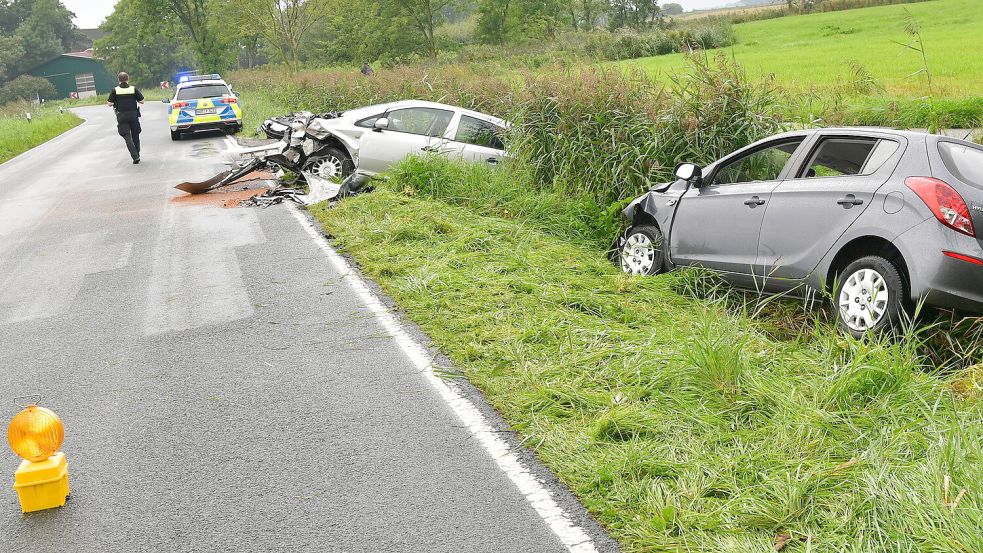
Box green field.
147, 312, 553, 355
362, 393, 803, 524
628, 0, 983, 122
0, 107, 82, 165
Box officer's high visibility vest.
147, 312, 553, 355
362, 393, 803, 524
115, 85, 136, 95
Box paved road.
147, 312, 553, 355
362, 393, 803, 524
0, 105, 615, 552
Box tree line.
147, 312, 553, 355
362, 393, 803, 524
0, 0, 83, 82
94, 0, 690, 84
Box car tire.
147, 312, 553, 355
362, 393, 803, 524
620, 225, 665, 276
834, 255, 908, 337
303, 147, 354, 182
170, 130, 181, 141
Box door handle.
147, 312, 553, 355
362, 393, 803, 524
421, 145, 440, 153
486, 157, 498, 165
743, 196, 766, 207
837, 195, 864, 206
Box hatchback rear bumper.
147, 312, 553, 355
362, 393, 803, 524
895, 219, 983, 313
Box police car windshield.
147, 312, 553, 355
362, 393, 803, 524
176, 84, 231, 100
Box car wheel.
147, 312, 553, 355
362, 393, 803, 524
170, 130, 181, 141
303, 148, 354, 183
835, 256, 907, 337
620, 225, 665, 276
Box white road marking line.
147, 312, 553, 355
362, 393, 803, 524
223, 135, 239, 150
288, 205, 599, 552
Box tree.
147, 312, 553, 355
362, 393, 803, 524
0, 0, 78, 76
662, 2, 683, 16
140, 0, 230, 71
392, 0, 457, 57
608, 0, 661, 30
476, 0, 568, 44
0, 74, 57, 105
575, 0, 610, 31
0, 35, 26, 81
96, 0, 192, 85
303, 0, 424, 65
230, 0, 330, 70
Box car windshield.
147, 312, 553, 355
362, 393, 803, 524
176, 84, 231, 100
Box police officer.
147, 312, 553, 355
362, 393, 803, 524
107, 72, 145, 164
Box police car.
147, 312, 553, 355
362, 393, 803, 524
165, 74, 242, 140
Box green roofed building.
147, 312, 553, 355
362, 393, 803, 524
25, 50, 115, 100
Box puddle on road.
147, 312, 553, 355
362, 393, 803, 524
189, 142, 220, 158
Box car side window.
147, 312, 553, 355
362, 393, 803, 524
797, 137, 893, 178
939, 142, 983, 189
455, 115, 505, 150
710, 138, 804, 186
355, 113, 384, 128
386, 107, 454, 137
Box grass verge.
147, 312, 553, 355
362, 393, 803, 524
309, 178, 982, 552
0, 106, 82, 165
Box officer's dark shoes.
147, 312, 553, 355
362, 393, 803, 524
133, 158, 140, 164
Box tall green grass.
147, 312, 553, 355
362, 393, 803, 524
310, 186, 983, 552
0, 103, 82, 165
234, 55, 782, 240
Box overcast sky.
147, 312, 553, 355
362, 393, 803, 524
64, 0, 739, 30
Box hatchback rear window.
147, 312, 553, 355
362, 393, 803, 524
939, 142, 983, 189
176, 84, 231, 100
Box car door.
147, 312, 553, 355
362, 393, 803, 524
357, 106, 455, 173
669, 137, 806, 275
756, 136, 904, 283
446, 114, 506, 167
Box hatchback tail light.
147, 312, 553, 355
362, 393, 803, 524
219, 97, 237, 104
171, 101, 190, 108
905, 176, 976, 237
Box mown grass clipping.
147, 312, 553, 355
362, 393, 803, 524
310, 183, 982, 552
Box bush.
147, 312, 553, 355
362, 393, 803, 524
584, 22, 736, 61
0, 75, 57, 105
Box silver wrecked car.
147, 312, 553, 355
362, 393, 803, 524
617, 128, 983, 335
260, 100, 508, 181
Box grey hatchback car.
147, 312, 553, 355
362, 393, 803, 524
617, 128, 983, 335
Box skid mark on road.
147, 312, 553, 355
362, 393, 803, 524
144, 204, 266, 334
288, 206, 599, 553
0, 231, 133, 324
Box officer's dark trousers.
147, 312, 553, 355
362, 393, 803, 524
116, 110, 141, 160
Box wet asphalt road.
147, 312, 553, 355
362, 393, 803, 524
0, 105, 615, 552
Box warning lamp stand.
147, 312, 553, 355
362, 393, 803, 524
13, 452, 70, 513
7, 403, 71, 513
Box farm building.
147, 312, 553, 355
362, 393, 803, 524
25, 50, 115, 100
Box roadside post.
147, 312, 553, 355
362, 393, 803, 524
7, 402, 70, 513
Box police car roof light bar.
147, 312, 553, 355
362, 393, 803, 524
179, 74, 221, 84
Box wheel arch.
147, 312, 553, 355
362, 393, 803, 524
825, 235, 911, 297
312, 134, 355, 163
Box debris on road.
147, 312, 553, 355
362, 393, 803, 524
174, 158, 264, 194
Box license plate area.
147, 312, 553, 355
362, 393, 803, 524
196, 108, 217, 115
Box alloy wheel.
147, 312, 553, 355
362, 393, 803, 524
621, 232, 656, 275
838, 268, 889, 332
307, 155, 344, 181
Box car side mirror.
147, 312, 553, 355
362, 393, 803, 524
675, 162, 703, 184
373, 118, 389, 132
